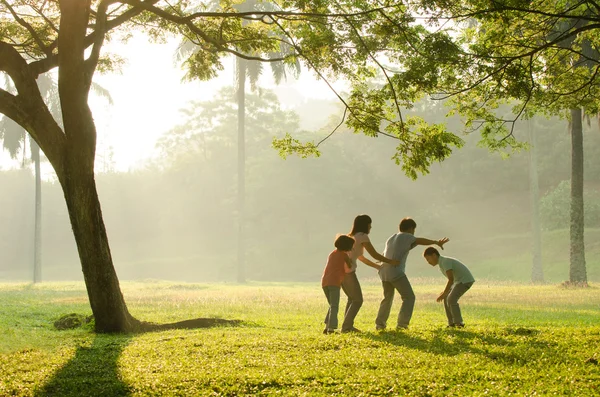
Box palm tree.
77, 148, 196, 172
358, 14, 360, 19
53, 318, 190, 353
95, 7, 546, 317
552, 14, 596, 285
568, 108, 586, 284
176, 0, 299, 283
0, 74, 51, 282
0, 74, 111, 283
527, 118, 544, 283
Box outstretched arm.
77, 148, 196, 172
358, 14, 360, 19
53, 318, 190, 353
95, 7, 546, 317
436, 270, 454, 302
412, 237, 449, 249
358, 255, 381, 270
363, 242, 399, 265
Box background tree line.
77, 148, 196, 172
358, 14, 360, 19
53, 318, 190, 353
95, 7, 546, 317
2, 88, 599, 283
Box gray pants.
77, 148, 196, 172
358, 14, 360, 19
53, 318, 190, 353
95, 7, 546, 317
341, 272, 363, 331
375, 275, 415, 329
323, 286, 341, 329
444, 282, 473, 326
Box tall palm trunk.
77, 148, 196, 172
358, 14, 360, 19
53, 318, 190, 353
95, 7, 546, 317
32, 140, 42, 283
236, 57, 247, 283
569, 108, 587, 283
528, 119, 543, 283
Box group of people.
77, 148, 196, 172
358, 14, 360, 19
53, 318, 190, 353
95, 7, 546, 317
321, 215, 475, 334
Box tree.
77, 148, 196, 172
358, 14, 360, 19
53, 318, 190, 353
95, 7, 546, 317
176, 0, 300, 283
383, 1, 600, 284
528, 119, 544, 283
1, 73, 56, 283
1, 73, 112, 283
1, 0, 465, 332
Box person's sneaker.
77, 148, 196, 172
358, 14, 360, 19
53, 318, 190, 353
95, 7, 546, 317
323, 328, 336, 334
341, 327, 361, 333
396, 325, 408, 330
375, 326, 386, 331
455, 323, 465, 328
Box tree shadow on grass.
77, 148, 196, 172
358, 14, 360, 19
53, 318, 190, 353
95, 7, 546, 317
139, 317, 244, 331
35, 335, 132, 397
359, 328, 542, 365
36, 317, 244, 396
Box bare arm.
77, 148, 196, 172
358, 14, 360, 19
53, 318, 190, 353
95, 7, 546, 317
363, 241, 399, 265
412, 237, 450, 249
436, 270, 454, 302
358, 255, 381, 270
344, 255, 352, 272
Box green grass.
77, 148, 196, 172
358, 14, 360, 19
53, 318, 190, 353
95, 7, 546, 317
1, 281, 599, 396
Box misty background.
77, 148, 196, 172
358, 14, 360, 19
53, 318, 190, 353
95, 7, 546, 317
1, 86, 599, 283
1, 36, 599, 284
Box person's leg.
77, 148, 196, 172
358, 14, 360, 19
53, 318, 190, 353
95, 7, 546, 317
443, 295, 453, 326
341, 279, 351, 322
323, 287, 331, 329
393, 275, 415, 328
341, 272, 363, 332
446, 282, 473, 326
326, 286, 341, 330
375, 281, 395, 330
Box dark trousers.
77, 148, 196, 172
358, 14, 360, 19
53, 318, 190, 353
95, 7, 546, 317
323, 286, 341, 329
375, 275, 415, 329
341, 272, 363, 331
444, 282, 473, 325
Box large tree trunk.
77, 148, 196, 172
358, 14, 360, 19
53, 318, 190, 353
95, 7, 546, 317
569, 108, 587, 284
236, 57, 246, 283
32, 140, 42, 283
528, 119, 544, 283
53, 0, 138, 332
58, 159, 139, 332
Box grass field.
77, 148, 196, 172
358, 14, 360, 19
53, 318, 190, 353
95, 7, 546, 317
1, 281, 599, 396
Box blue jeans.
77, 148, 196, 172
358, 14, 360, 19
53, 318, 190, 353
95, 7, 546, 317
375, 275, 415, 329
323, 286, 341, 329
341, 272, 363, 331
444, 282, 473, 325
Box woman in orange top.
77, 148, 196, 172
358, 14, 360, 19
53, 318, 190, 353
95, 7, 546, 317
321, 234, 355, 334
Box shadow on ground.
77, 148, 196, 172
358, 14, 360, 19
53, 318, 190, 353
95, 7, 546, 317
37, 317, 243, 396
141, 317, 243, 331
359, 327, 546, 365
35, 335, 132, 397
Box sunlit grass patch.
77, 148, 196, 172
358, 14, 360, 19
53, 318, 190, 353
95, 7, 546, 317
1, 281, 599, 396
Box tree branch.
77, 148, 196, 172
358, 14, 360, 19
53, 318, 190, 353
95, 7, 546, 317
85, 0, 115, 87
334, 0, 405, 130
269, 16, 400, 142
1, 0, 52, 57
28, 0, 161, 77
445, 1, 600, 25
0, 41, 65, 166
183, 5, 403, 22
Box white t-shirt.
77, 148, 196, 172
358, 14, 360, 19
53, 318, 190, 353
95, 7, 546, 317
347, 232, 370, 273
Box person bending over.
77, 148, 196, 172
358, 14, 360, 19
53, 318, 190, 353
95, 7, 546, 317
423, 247, 475, 328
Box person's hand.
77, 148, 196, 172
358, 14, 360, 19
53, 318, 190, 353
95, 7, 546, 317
437, 237, 450, 249
436, 292, 447, 302
390, 259, 400, 267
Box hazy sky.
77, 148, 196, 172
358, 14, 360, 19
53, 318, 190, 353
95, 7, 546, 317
0, 31, 346, 174
88, 33, 344, 171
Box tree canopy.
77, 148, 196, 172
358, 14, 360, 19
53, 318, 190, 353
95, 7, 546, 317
2, 1, 600, 177
415, 0, 600, 142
